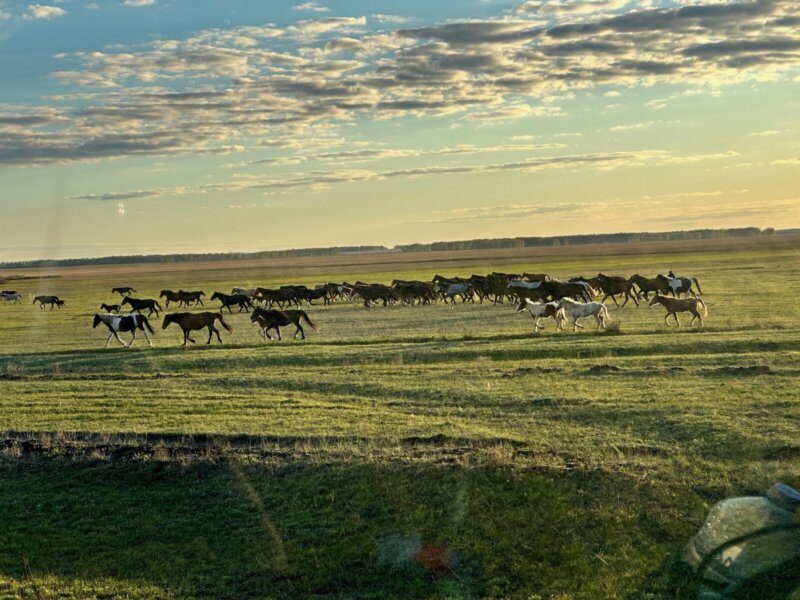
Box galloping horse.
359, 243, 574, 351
33, 295, 61, 310
121, 296, 162, 317
180, 290, 205, 306
160, 290, 186, 308
92, 313, 154, 347
250, 307, 318, 340
656, 274, 703, 297
628, 274, 670, 300
162, 312, 232, 345
100, 303, 120, 313
516, 299, 566, 333
556, 297, 611, 331
594, 274, 639, 307
112, 287, 136, 296
649, 294, 707, 328
211, 292, 253, 313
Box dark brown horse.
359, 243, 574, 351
100, 303, 121, 313
628, 274, 670, 300
250, 307, 318, 340
180, 290, 205, 306
160, 290, 186, 308
33, 295, 61, 310
162, 312, 232, 345
112, 286, 136, 296
121, 296, 162, 317
594, 274, 639, 307
211, 291, 253, 313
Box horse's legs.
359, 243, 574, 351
534, 317, 542, 333
276, 327, 282, 341
207, 326, 214, 344
129, 330, 137, 347
105, 332, 114, 348
215, 326, 222, 343
142, 327, 152, 346
664, 313, 672, 327
674, 313, 682, 327
114, 331, 127, 347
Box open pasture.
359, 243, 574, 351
1, 240, 799, 599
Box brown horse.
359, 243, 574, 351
112, 286, 136, 296
211, 291, 253, 313
250, 307, 318, 340
649, 294, 707, 328
628, 274, 670, 300
122, 296, 162, 317
594, 274, 639, 307
100, 303, 121, 313
162, 312, 232, 345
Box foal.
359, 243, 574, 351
649, 294, 707, 327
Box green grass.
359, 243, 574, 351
0, 244, 799, 599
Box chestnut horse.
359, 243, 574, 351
162, 312, 232, 346
649, 294, 707, 328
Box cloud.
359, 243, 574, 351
123, 0, 155, 6
70, 190, 159, 201
293, 2, 330, 13
24, 5, 66, 19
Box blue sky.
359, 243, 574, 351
0, 0, 798, 260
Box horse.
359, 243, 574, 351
112, 286, 136, 296
515, 299, 566, 333
435, 282, 474, 304
250, 307, 318, 340
211, 291, 253, 313
162, 312, 232, 345
1, 292, 21, 303
539, 280, 594, 303
556, 297, 611, 331
628, 274, 670, 300
521, 273, 551, 282
54, 299, 66, 309
160, 290, 187, 308
649, 294, 707, 328
594, 274, 639, 307
180, 290, 205, 306
33, 295, 61, 310
303, 288, 330, 306
92, 313, 154, 348
100, 303, 120, 313
656, 274, 702, 297
121, 296, 162, 317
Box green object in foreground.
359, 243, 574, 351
684, 483, 800, 599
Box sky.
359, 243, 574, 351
0, 0, 798, 261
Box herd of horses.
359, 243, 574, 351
4, 270, 707, 347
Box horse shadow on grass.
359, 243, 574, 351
0, 448, 708, 599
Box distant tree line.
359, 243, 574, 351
395, 227, 776, 252
0, 227, 779, 269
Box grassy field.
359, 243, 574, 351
1, 240, 799, 599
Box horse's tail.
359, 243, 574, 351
141, 316, 155, 334
697, 298, 708, 317
215, 313, 233, 332
301, 311, 319, 331
692, 277, 703, 295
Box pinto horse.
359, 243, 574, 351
516, 299, 566, 333
649, 294, 707, 328
121, 296, 162, 317
656, 274, 703, 297
250, 308, 318, 340
162, 312, 232, 345
93, 313, 154, 347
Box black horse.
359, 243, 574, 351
211, 292, 253, 313
121, 296, 163, 317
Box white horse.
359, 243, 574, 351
516, 299, 566, 332
509, 279, 543, 291
556, 297, 611, 331
435, 282, 474, 303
